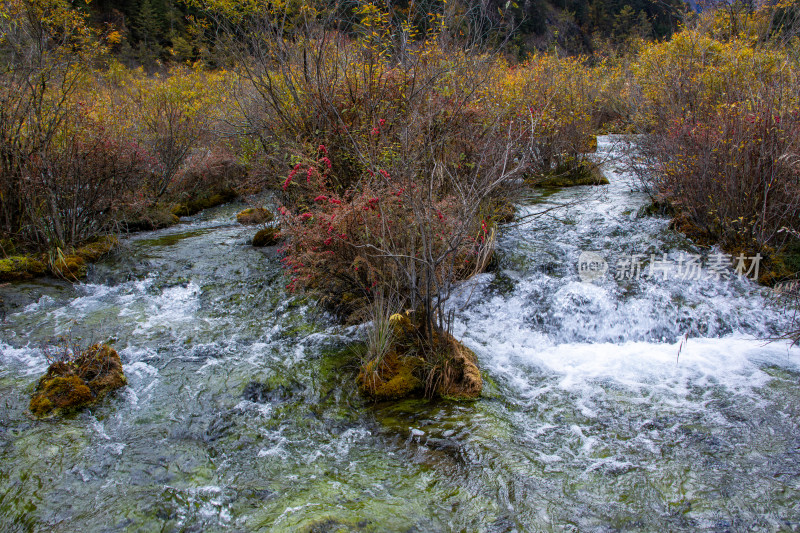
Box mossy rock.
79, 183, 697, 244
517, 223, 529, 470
29, 375, 94, 417
237, 208, 274, 225
51, 255, 87, 280
532, 159, 609, 188
0, 256, 46, 282
73, 235, 119, 262
357, 351, 424, 401
252, 227, 281, 247
124, 207, 180, 232
357, 314, 482, 402
29, 344, 127, 418
172, 189, 238, 217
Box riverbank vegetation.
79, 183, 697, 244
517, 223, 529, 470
2, 0, 799, 391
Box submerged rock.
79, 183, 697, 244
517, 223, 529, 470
29, 344, 127, 418
242, 381, 305, 403
252, 227, 281, 247
236, 208, 274, 225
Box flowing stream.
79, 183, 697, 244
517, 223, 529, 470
1, 136, 799, 532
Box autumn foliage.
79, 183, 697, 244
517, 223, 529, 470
629, 19, 800, 280
2, 0, 800, 381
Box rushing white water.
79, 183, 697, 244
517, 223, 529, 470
454, 135, 799, 391
1, 137, 798, 531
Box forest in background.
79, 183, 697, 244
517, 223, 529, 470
75, 0, 688, 66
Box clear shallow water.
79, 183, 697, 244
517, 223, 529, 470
1, 138, 799, 532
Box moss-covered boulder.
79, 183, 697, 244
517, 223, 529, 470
237, 208, 274, 225
357, 351, 425, 401
172, 189, 238, 217
252, 227, 281, 247
532, 159, 609, 188
29, 344, 127, 418
0, 236, 118, 283
50, 255, 87, 280
0, 256, 46, 282
73, 235, 119, 262
357, 313, 482, 402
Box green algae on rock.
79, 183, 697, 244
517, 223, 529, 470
29, 344, 127, 418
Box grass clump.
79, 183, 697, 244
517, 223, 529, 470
30, 341, 127, 418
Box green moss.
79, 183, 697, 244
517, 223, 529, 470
252, 227, 281, 247
357, 352, 424, 401
29, 375, 94, 417
0, 256, 46, 282
357, 315, 482, 402
51, 255, 87, 280
73, 235, 118, 262
236, 208, 274, 225
531, 159, 609, 188
0, 237, 117, 283
29, 344, 127, 418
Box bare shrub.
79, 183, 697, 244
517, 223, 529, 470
18, 121, 152, 248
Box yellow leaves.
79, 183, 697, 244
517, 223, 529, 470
106, 30, 122, 46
